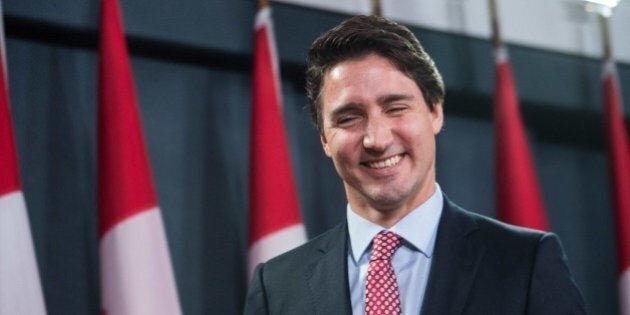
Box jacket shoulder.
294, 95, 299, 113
453, 202, 548, 252
262, 222, 346, 274
245, 222, 349, 314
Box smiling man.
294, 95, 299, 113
244, 15, 585, 315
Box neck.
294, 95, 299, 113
347, 182, 437, 228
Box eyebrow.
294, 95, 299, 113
377, 93, 415, 104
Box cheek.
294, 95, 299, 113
398, 119, 436, 151
329, 134, 359, 163
332, 141, 352, 161
398, 115, 428, 136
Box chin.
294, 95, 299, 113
364, 189, 409, 209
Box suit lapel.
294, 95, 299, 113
421, 197, 485, 315
305, 223, 352, 315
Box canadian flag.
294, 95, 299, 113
601, 59, 630, 315
0, 3, 47, 313
248, 5, 306, 279
98, 0, 181, 314
493, 46, 549, 230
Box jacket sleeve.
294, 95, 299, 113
244, 264, 269, 315
527, 233, 587, 314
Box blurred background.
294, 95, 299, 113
3, 0, 629, 313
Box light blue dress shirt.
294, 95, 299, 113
347, 183, 443, 315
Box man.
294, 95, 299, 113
244, 15, 585, 315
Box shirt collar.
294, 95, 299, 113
346, 183, 443, 264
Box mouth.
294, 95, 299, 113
362, 154, 404, 169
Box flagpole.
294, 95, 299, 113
598, 14, 612, 60
583, 0, 619, 61
488, 0, 501, 48
371, 0, 382, 16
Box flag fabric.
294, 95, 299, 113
0, 6, 47, 314
601, 59, 630, 315
98, 0, 181, 314
493, 46, 549, 230
248, 5, 306, 279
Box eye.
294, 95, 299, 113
385, 104, 408, 115
336, 115, 361, 126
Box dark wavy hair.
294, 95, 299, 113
306, 15, 445, 134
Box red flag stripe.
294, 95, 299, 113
602, 61, 630, 273
248, 7, 303, 245
97, 1, 181, 314
494, 46, 549, 231
0, 55, 20, 196
0, 7, 47, 313
98, 0, 157, 238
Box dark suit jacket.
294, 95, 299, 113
244, 196, 586, 314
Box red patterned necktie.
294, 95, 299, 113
365, 231, 402, 315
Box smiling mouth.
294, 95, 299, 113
363, 154, 404, 169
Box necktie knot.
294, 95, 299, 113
370, 231, 401, 262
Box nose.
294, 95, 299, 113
362, 116, 393, 153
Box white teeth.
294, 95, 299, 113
366, 155, 402, 169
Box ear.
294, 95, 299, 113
431, 103, 444, 135
320, 134, 332, 157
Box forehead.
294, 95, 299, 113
325, 54, 402, 79
320, 54, 421, 109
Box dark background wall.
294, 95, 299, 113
4, 1, 629, 314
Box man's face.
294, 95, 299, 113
320, 54, 443, 213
